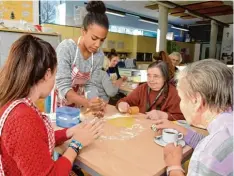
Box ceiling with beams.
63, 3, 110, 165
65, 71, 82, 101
105, 1, 233, 26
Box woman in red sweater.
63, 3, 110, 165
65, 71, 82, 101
0, 34, 103, 175
117, 61, 184, 121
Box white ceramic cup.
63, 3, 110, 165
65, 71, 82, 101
162, 129, 183, 143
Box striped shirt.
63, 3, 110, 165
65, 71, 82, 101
184, 111, 233, 176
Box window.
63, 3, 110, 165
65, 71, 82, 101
109, 25, 144, 36
39, 1, 62, 24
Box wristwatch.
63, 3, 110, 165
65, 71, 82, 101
68, 139, 83, 154
167, 166, 185, 176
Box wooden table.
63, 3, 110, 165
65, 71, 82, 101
54, 105, 205, 176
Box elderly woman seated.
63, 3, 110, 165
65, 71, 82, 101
116, 60, 184, 121
169, 52, 183, 72
154, 59, 233, 176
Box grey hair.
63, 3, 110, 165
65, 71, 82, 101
148, 61, 170, 82
169, 52, 182, 63
176, 59, 233, 112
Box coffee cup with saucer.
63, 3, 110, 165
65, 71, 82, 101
154, 128, 185, 147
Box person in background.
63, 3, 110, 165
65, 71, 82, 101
124, 57, 136, 68
54, 1, 109, 117
153, 51, 175, 80
85, 69, 124, 103
105, 48, 127, 81
0, 35, 103, 175
169, 52, 183, 71
117, 56, 126, 68
117, 61, 184, 121
154, 51, 176, 85
154, 59, 233, 176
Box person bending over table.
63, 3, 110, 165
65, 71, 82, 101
154, 59, 233, 176
117, 60, 184, 121
54, 1, 109, 117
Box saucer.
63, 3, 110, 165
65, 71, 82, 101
154, 136, 186, 147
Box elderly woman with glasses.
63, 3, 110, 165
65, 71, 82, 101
116, 61, 184, 121
154, 59, 233, 176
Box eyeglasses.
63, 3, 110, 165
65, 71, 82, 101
147, 74, 163, 80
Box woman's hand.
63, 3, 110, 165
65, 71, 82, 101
121, 76, 128, 82
118, 102, 130, 113
89, 98, 106, 118
152, 119, 175, 138
152, 119, 175, 130
164, 143, 183, 167
146, 110, 168, 120
114, 79, 124, 87
92, 110, 105, 118
70, 118, 104, 147
152, 119, 188, 135
87, 97, 104, 111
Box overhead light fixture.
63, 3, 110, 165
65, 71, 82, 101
126, 13, 139, 18
184, 10, 204, 20
139, 17, 158, 25
188, 23, 210, 27
106, 10, 126, 17
171, 25, 189, 31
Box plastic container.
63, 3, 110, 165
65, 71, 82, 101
56, 106, 80, 128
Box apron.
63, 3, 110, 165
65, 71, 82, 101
51, 37, 94, 113
0, 98, 55, 175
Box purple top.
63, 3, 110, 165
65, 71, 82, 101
184, 111, 233, 176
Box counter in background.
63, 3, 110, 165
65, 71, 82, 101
119, 68, 147, 83
134, 63, 234, 72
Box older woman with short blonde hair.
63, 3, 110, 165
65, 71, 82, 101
154, 59, 233, 176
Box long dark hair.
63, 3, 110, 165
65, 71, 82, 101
0, 34, 57, 107
153, 51, 175, 79
83, 1, 109, 30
